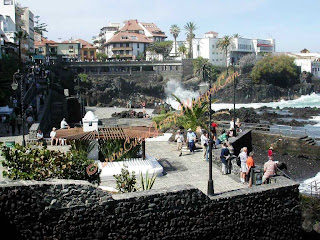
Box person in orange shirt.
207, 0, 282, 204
246, 152, 255, 187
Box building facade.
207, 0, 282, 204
105, 19, 167, 60
286, 52, 320, 79
92, 23, 121, 53
21, 7, 34, 54
192, 31, 275, 66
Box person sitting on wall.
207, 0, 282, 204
36, 129, 44, 145
262, 156, 277, 184
50, 127, 57, 146
60, 118, 70, 129
215, 129, 228, 146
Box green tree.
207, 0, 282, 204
217, 35, 234, 76
239, 53, 261, 74
178, 45, 187, 58
251, 55, 299, 87
96, 53, 107, 61
14, 31, 28, 69
233, 33, 241, 38
184, 22, 197, 59
114, 165, 137, 193
34, 16, 48, 37
147, 41, 173, 59
193, 57, 211, 81
170, 24, 180, 56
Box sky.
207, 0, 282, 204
21, 0, 320, 52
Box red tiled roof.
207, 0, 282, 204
35, 37, 57, 47
141, 22, 167, 37
206, 31, 218, 34
121, 19, 144, 31
106, 32, 153, 44
62, 38, 97, 48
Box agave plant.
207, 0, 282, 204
140, 171, 157, 191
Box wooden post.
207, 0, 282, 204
142, 139, 146, 160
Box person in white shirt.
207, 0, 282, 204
200, 131, 208, 161
238, 147, 248, 183
175, 130, 184, 157
60, 118, 69, 129
50, 127, 57, 146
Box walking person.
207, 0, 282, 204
16, 115, 22, 134
175, 130, 184, 157
9, 115, 16, 136
201, 131, 208, 161
239, 147, 248, 183
246, 152, 255, 187
186, 128, 196, 153
220, 143, 230, 175
226, 141, 234, 174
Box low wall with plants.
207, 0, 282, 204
0, 176, 301, 239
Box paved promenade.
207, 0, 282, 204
101, 141, 246, 195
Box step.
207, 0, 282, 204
299, 136, 309, 140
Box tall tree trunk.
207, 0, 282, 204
19, 40, 21, 70
226, 49, 228, 76
174, 37, 177, 57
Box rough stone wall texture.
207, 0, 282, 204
0, 178, 301, 240
182, 59, 194, 78
252, 131, 320, 157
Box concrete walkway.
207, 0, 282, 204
100, 141, 246, 195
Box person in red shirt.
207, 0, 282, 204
246, 152, 255, 187
268, 146, 273, 157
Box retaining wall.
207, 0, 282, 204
0, 177, 301, 240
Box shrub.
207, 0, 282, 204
114, 165, 137, 193
0, 143, 101, 185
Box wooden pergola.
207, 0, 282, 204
55, 126, 160, 160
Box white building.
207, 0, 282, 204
105, 19, 167, 60
92, 23, 121, 53
21, 7, 34, 54
286, 52, 320, 79
192, 31, 275, 66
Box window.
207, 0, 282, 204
121, 36, 129, 39
126, 43, 129, 47
212, 45, 215, 48
137, 43, 140, 48
90, 51, 94, 56
89, 122, 92, 126
69, 45, 74, 49
4, 0, 13, 5
84, 51, 88, 56
197, 45, 200, 51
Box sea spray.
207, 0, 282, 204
165, 79, 200, 109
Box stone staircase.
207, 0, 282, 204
300, 135, 317, 146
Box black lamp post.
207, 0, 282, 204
232, 63, 237, 137
203, 65, 214, 196
12, 70, 26, 147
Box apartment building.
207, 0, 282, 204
105, 19, 167, 60
92, 22, 121, 53
192, 31, 275, 66
286, 52, 320, 79
21, 7, 34, 54
62, 38, 97, 61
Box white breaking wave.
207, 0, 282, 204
299, 172, 320, 194
311, 116, 320, 126
165, 79, 199, 110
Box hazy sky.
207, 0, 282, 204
21, 0, 320, 52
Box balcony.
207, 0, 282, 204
112, 47, 132, 51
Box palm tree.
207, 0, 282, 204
184, 22, 197, 59
178, 45, 187, 59
170, 24, 180, 57
193, 57, 212, 81
14, 31, 28, 69
233, 33, 241, 38
217, 35, 234, 75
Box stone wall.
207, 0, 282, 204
0, 177, 301, 240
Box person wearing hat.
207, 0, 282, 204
50, 127, 57, 146
186, 128, 196, 153
268, 146, 274, 158
175, 130, 184, 157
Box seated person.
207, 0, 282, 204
262, 156, 277, 184
215, 129, 228, 145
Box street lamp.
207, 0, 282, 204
232, 62, 237, 137
12, 69, 26, 147
203, 65, 214, 196
74, 75, 83, 118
